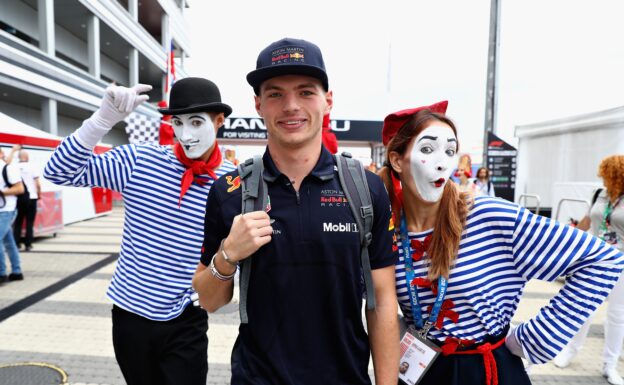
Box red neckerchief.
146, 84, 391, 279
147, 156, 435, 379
173, 142, 222, 207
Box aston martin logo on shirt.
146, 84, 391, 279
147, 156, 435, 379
320, 189, 348, 207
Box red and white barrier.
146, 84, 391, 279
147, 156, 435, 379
0, 112, 113, 236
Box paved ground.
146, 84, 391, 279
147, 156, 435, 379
0, 205, 621, 384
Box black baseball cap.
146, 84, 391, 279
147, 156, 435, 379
246, 38, 329, 95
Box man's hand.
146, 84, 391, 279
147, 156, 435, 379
222, 211, 273, 263
91, 84, 152, 129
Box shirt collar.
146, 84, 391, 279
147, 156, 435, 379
262, 145, 336, 183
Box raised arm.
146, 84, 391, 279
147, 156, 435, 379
5, 145, 20, 165
44, 84, 151, 191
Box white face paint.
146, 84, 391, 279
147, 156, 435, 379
408, 125, 458, 202
172, 112, 216, 159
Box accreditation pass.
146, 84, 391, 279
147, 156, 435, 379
398, 331, 440, 384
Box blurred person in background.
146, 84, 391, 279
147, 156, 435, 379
455, 168, 476, 195
222, 145, 239, 166
474, 167, 495, 197
553, 155, 624, 385
454, 154, 476, 195
10, 147, 41, 251
0, 147, 24, 282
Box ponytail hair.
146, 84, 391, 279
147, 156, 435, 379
429, 182, 471, 280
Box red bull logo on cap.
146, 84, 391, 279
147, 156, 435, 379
272, 54, 290, 62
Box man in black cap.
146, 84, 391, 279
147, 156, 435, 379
44, 78, 235, 385
193, 38, 399, 384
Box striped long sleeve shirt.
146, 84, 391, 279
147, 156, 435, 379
44, 135, 235, 321
396, 196, 624, 364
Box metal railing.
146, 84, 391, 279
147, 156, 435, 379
518, 194, 541, 215
554, 198, 590, 223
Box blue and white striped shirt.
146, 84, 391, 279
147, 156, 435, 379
44, 135, 236, 321
396, 196, 624, 364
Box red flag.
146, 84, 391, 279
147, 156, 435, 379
321, 113, 338, 154
158, 100, 174, 145
160, 40, 176, 145
165, 40, 176, 98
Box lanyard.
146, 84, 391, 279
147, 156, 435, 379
600, 195, 622, 236
400, 215, 448, 336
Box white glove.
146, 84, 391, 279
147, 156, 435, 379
505, 324, 526, 358
76, 84, 152, 148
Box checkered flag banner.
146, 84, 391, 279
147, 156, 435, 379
124, 112, 160, 144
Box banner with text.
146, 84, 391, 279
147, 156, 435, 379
218, 117, 383, 142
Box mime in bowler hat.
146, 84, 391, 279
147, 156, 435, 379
44, 78, 235, 385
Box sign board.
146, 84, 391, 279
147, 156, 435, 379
486, 132, 517, 202
218, 117, 382, 142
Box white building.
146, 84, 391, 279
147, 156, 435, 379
0, 0, 191, 145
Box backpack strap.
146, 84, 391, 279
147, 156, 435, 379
237, 155, 268, 324
0, 165, 7, 208
2, 164, 9, 187
335, 153, 376, 310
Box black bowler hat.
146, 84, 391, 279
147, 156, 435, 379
246, 38, 329, 95
158, 77, 232, 117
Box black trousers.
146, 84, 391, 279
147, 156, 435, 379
399, 329, 531, 385
13, 198, 37, 247
112, 304, 208, 385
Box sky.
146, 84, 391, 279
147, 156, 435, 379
183, 0, 624, 164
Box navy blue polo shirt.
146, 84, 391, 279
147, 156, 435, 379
201, 146, 397, 385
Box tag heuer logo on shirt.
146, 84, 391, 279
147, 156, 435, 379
323, 222, 359, 233
226, 176, 241, 193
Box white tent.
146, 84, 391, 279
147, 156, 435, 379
514, 105, 624, 221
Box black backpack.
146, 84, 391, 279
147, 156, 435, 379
236, 153, 375, 324
2, 164, 30, 205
